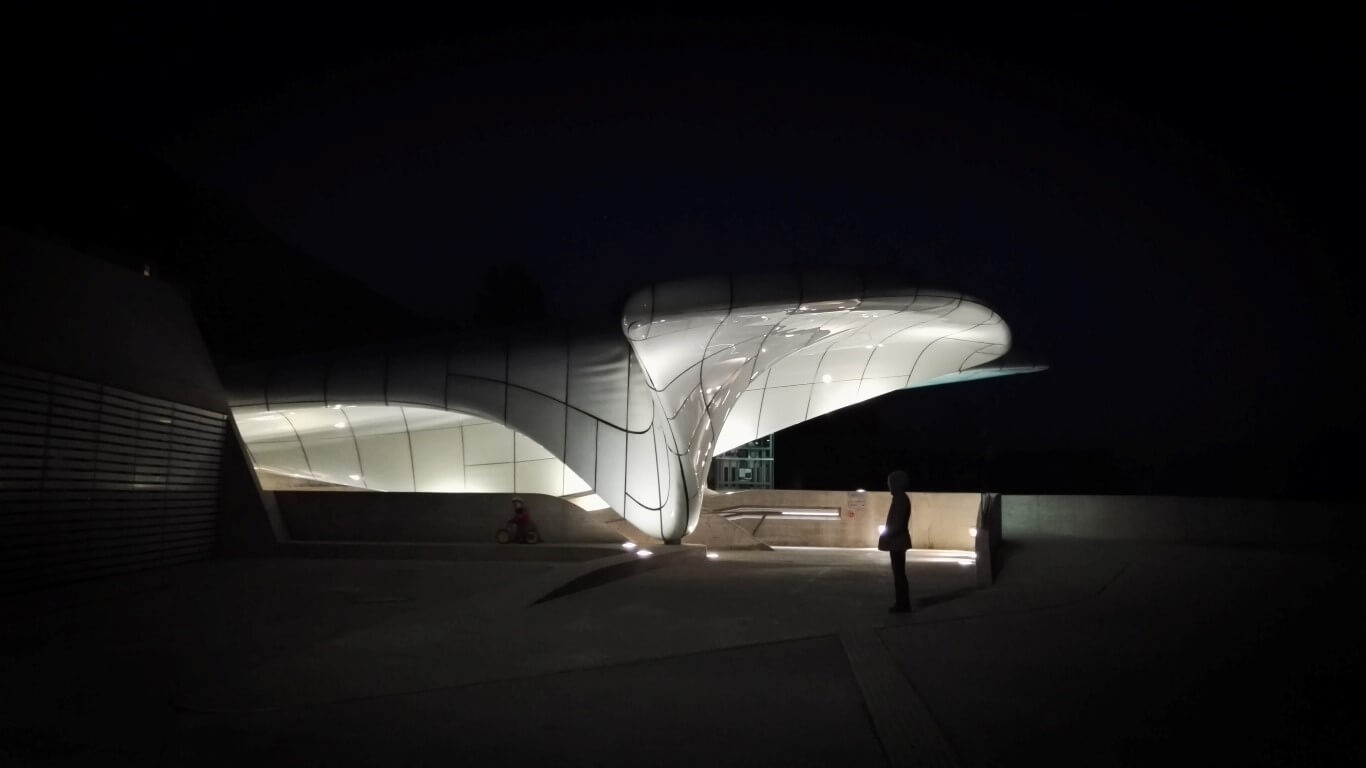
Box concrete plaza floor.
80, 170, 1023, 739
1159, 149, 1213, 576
2, 540, 1363, 766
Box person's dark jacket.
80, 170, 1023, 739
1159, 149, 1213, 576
882, 492, 912, 551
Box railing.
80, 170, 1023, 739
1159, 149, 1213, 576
710, 455, 775, 490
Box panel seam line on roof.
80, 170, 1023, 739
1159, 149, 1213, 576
273, 411, 315, 479
338, 404, 367, 490
854, 291, 921, 384
900, 298, 966, 388
435, 372, 646, 434
903, 310, 998, 388
399, 406, 416, 491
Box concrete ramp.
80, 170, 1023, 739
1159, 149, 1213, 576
686, 511, 773, 550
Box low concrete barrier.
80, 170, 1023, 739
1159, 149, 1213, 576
1001, 494, 1363, 547
274, 492, 625, 545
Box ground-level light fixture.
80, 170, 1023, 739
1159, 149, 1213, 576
622, 542, 637, 550
636, 549, 653, 558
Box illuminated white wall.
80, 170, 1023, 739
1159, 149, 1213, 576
228, 331, 678, 538
227, 269, 1042, 542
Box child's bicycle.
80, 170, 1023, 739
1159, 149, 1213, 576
495, 521, 541, 544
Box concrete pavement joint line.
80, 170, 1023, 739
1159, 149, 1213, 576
840, 629, 958, 768
172, 629, 853, 715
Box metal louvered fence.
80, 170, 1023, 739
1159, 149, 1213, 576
0, 363, 226, 594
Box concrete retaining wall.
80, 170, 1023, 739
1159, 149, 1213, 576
1002, 494, 1364, 547
275, 492, 625, 545
698, 489, 982, 550
695, 491, 1362, 550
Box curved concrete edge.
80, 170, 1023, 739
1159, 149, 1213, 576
601, 517, 665, 547
685, 512, 774, 551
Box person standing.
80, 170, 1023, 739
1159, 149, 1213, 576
879, 470, 913, 613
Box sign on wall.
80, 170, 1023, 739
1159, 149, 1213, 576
846, 490, 866, 518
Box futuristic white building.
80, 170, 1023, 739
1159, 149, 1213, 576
228, 271, 1042, 542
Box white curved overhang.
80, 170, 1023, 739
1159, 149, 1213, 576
235, 403, 596, 496
625, 286, 1014, 456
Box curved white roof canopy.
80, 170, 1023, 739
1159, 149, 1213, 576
235, 405, 601, 499
228, 271, 1042, 541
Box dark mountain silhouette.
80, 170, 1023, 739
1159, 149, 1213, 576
3, 126, 426, 366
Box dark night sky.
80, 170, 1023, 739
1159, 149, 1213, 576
7, 5, 1363, 496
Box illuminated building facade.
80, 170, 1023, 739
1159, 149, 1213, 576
229, 271, 1041, 542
